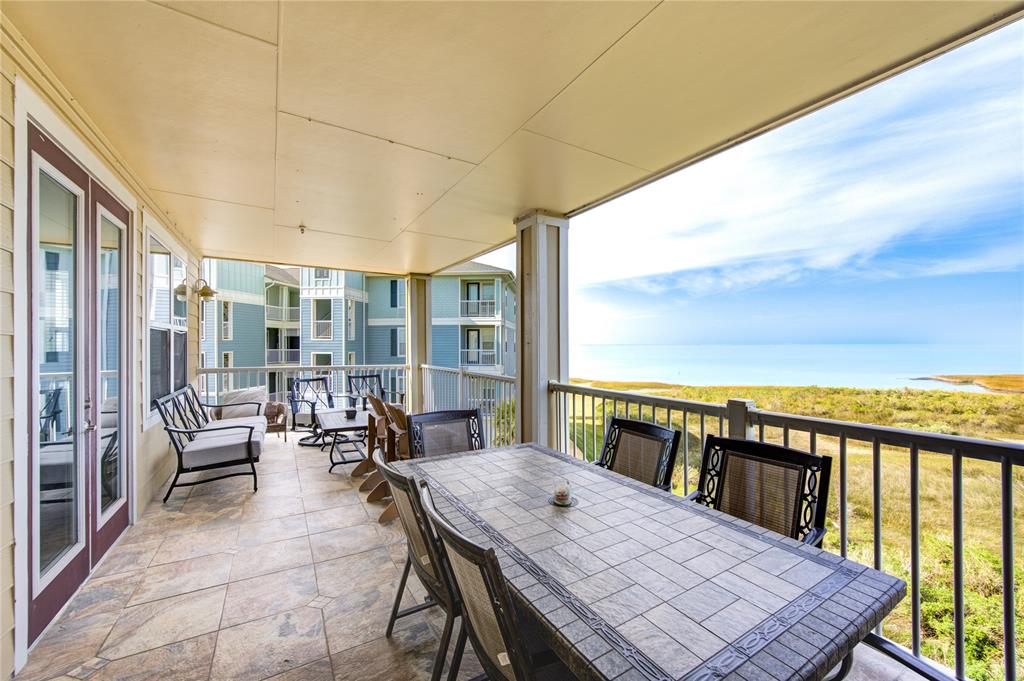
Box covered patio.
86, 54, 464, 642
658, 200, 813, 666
2, 2, 1022, 681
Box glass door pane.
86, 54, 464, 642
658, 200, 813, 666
36, 170, 81, 576
98, 216, 122, 514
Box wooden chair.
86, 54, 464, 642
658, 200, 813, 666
597, 417, 680, 491
351, 392, 388, 478
687, 435, 832, 547
365, 402, 409, 523
421, 484, 575, 681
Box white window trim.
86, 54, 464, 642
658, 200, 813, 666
313, 298, 333, 339
311, 351, 333, 368
143, 214, 190, 429
346, 299, 356, 341
221, 301, 233, 341
221, 351, 234, 391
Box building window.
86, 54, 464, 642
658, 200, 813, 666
200, 300, 206, 340
313, 299, 332, 339
390, 327, 406, 357
311, 352, 332, 381
148, 235, 187, 405
222, 351, 233, 391
389, 279, 405, 308
314, 267, 330, 284
347, 299, 356, 341
221, 301, 232, 340
347, 351, 356, 365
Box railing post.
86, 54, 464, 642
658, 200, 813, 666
727, 399, 755, 440
457, 367, 465, 409
405, 274, 431, 413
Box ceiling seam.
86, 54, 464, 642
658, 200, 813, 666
387, 0, 664, 243
151, 188, 274, 211
272, 0, 281, 224
277, 110, 479, 166
146, 0, 278, 47
273, 223, 391, 244
519, 129, 653, 173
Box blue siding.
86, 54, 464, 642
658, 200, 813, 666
431, 277, 459, 318
431, 325, 458, 368
220, 302, 265, 367
366, 325, 403, 365
367, 276, 404, 319
214, 260, 265, 295
301, 298, 345, 363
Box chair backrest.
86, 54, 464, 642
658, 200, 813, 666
372, 450, 453, 606
39, 386, 63, 440
383, 401, 409, 460
599, 417, 680, 490
289, 376, 334, 414
182, 384, 211, 428
421, 485, 531, 681
347, 373, 384, 399
408, 409, 485, 458
152, 387, 199, 454
693, 435, 831, 545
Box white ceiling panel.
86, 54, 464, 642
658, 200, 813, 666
268, 226, 390, 273
362, 231, 495, 275
275, 113, 475, 241
151, 190, 276, 261
153, 0, 279, 44
526, 1, 1020, 172
278, 0, 658, 163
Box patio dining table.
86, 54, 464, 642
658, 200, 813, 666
395, 444, 905, 681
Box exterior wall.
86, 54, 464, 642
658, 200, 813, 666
366, 325, 404, 365
430, 324, 458, 368
1, 56, 16, 678
431, 277, 459, 318
214, 259, 264, 296
366, 275, 405, 319
219, 302, 265, 368
300, 296, 345, 364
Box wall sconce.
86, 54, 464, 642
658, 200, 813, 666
195, 278, 217, 302
173, 282, 187, 302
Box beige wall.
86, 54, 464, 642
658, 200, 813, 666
1, 14, 200, 676
1, 49, 16, 680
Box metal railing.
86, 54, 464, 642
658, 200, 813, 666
266, 305, 299, 322
421, 364, 517, 446
460, 299, 496, 317
198, 364, 409, 407
266, 349, 300, 364
548, 380, 1022, 681
312, 320, 333, 339
460, 348, 497, 366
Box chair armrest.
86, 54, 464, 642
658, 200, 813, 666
201, 400, 263, 415
165, 424, 255, 441
804, 527, 826, 548
683, 490, 700, 501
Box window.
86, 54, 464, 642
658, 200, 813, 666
346, 299, 356, 340
390, 327, 406, 357
147, 235, 187, 406
311, 352, 332, 381
221, 301, 232, 340
200, 300, 206, 340
313, 299, 332, 339
347, 351, 356, 365
314, 267, 330, 284
222, 351, 233, 391
389, 279, 405, 308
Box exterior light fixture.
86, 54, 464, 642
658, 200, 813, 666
173, 282, 187, 302
195, 278, 217, 302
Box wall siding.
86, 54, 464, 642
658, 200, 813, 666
365, 325, 403, 365
0, 59, 15, 679
301, 297, 345, 363
431, 277, 459, 318
430, 325, 458, 368
220, 302, 265, 368
366, 276, 404, 319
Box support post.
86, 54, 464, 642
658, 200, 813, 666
515, 210, 569, 447
727, 399, 755, 440
405, 275, 431, 413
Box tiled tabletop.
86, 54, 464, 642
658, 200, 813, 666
395, 444, 905, 681
315, 409, 369, 432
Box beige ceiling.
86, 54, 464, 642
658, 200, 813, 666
4, 1, 1021, 274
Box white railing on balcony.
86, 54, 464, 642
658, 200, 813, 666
460, 348, 497, 366
421, 364, 516, 446
266, 304, 299, 322
266, 349, 300, 364
198, 364, 409, 407
460, 299, 496, 317
313, 320, 333, 339
548, 380, 1022, 681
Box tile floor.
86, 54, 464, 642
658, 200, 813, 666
15, 435, 922, 681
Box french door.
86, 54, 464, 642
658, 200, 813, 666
27, 122, 130, 642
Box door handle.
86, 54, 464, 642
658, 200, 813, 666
84, 420, 96, 433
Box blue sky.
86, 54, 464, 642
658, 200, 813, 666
479, 23, 1023, 361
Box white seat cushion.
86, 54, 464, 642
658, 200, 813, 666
217, 388, 268, 419
203, 416, 267, 434
182, 431, 262, 469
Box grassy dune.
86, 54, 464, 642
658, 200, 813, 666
564, 380, 1023, 680
927, 374, 1024, 393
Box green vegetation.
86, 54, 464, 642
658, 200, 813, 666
563, 379, 1023, 680
927, 374, 1024, 394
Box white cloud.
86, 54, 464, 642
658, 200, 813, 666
568, 23, 1024, 295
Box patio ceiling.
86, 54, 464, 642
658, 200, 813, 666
4, 1, 1021, 274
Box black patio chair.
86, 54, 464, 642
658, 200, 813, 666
39, 386, 63, 442
346, 372, 404, 407
596, 417, 680, 491
687, 435, 832, 547
421, 484, 576, 681
289, 376, 335, 446
408, 409, 484, 458
374, 450, 464, 681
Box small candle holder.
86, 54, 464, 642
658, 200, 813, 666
344, 407, 357, 419
550, 480, 575, 507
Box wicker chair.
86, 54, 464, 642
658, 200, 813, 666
596, 417, 680, 490
374, 450, 464, 681
687, 435, 832, 547
421, 485, 575, 681
408, 409, 485, 458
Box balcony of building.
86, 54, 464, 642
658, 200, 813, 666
4, 3, 1022, 681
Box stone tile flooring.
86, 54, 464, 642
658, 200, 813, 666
16, 436, 923, 681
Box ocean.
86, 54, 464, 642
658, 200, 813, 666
569, 343, 1024, 392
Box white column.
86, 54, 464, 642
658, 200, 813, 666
516, 210, 568, 446
405, 274, 431, 413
